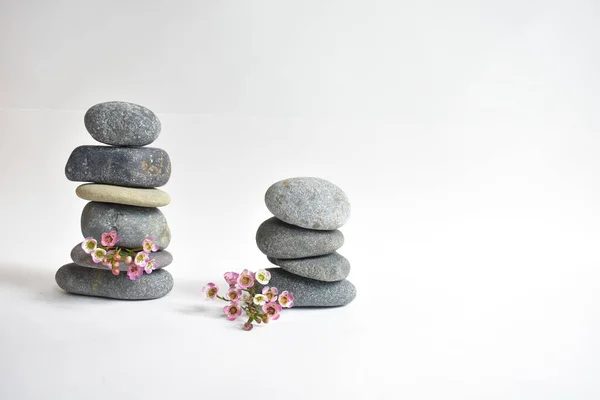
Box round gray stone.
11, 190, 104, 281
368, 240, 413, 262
84, 101, 161, 147
265, 177, 351, 230
267, 252, 350, 282
65, 145, 171, 188
81, 201, 171, 250
257, 267, 356, 307
55, 263, 173, 300
70, 244, 173, 271
256, 217, 344, 259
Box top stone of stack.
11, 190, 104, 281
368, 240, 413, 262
84, 101, 161, 147
265, 177, 351, 230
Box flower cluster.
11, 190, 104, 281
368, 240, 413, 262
203, 269, 294, 331
81, 231, 159, 280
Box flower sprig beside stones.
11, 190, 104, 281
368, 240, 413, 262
81, 231, 159, 280
203, 269, 295, 331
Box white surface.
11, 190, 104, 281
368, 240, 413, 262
1, 1, 599, 399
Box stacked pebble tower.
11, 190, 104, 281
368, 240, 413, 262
55, 101, 174, 300
256, 177, 356, 306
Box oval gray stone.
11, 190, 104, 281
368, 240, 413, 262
55, 263, 173, 300
70, 244, 173, 271
267, 252, 350, 282
81, 201, 171, 250
76, 184, 171, 208
258, 268, 356, 307
65, 145, 171, 188
265, 177, 351, 230
84, 101, 161, 147
256, 217, 344, 259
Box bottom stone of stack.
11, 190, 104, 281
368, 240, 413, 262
55, 263, 173, 300
260, 268, 356, 307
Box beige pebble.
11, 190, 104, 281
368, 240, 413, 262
76, 184, 170, 207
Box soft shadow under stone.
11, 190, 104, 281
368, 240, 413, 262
260, 267, 356, 307
55, 263, 173, 300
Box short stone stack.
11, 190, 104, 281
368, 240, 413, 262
256, 177, 356, 306
55, 101, 174, 300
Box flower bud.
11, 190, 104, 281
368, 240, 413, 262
243, 322, 253, 331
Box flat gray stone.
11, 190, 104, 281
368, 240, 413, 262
267, 252, 350, 282
55, 263, 173, 300
84, 101, 161, 147
256, 217, 344, 259
65, 145, 171, 188
76, 184, 171, 207
70, 244, 173, 271
265, 177, 351, 230
81, 201, 171, 250
258, 268, 356, 307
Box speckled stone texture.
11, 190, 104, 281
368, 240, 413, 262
265, 177, 351, 230
260, 268, 356, 307
84, 101, 161, 147
76, 183, 171, 207
55, 263, 173, 300
267, 252, 350, 282
70, 244, 173, 271
256, 217, 344, 259
81, 202, 171, 250
65, 145, 171, 188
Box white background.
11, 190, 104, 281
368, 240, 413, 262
1, 0, 599, 399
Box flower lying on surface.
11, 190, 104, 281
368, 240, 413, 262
202, 283, 219, 299
203, 269, 294, 331
79, 232, 159, 281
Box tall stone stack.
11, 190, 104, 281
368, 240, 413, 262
256, 177, 356, 306
55, 101, 174, 300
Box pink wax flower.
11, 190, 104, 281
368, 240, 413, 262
127, 263, 143, 280
223, 271, 239, 286
262, 286, 278, 302
262, 302, 282, 321
101, 231, 119, 247
202, 282, 219, 300
91, 248, 107, 263
226, 287, 242, 302
142, 237, 158, 253
278, 291, 294, 308
237, 269, 255, 289
81, 237, 97, 254
144, 258, 156, 274
134, 251, 149, 268
223, 302, 242, 321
